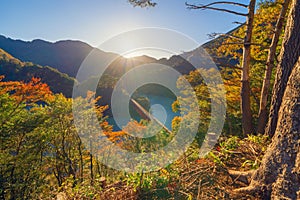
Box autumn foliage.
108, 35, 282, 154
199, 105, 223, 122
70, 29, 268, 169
0, 76, 52, 104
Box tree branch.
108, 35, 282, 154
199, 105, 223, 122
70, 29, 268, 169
233, 21, 246, 25
217, 62, 243, 70
186, 2, 248, 16
194, 1, 248, 8
208, 32, 244, 41
220, 42, 269, 49
228, 169, 254, 184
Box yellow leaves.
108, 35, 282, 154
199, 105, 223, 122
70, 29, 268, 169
86, 90, 95, 100
215, 1, 283, 64
223, 79, 240, 102
160, 168, 169, 176
171, 116, 182, 132
104, 131, 128, 143
100, 121, 113, 133
123, 120, 146, 134
103, 121, 146, 145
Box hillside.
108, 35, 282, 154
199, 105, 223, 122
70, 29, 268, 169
0, 36, 97, 77
0, 36, 159, 79
0, 48, 76, 97
0, 33, 233, 109
0, 34, 231, 81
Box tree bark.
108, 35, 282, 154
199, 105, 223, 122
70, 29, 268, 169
90, 139, 94, 186
244, 56, 300, 199
236, 1, 300, 198
257, 0, 291, 134
78, 140, 84, 183
266, 0, 300, 138
183, 0, 256, 137
241, 0, 256, 136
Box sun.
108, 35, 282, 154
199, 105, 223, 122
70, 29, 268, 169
123, 49, 173, 59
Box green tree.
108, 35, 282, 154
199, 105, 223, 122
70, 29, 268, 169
0, 77, 52, 199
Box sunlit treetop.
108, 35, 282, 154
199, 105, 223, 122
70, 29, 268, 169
128, 0, 156, 7
0, 76, 53, 104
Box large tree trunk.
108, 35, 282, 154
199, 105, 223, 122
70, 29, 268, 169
244, 56, 300, 199
236, 1, 300, 198
266, 0, 300, 138
241, 0, 256, 136
78, 139, 84, 183
257, 0, 291, 134
90, 139, 94, 186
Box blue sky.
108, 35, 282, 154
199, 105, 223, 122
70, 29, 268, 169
1, 0, 248, 57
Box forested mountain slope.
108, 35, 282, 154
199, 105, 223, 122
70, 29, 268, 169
0, 48, 76, 97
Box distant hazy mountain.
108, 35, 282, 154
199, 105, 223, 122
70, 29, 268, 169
0, 30, 238, 101
0, 33, 237, 123
0, 48, 76, 97
0, 35, 115, 78
0, 35, 225, 81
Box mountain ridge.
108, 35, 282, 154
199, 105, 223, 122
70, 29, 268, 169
0, 48, 76, 97
0, 33, 230, 80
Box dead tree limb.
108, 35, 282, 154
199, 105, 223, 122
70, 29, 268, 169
186, 1, 248, 16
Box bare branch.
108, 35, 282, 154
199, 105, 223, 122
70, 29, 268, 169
186, 2, 248, 16
220, 42, 244, 45
208, 32, 244, 41
197, 1, 248, 8
220, 42, 269, 49
217, 62, 243, 70
228, 170, 253, 184
232, 21, 245, 25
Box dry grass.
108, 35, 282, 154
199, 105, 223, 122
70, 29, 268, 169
55, 135, 269, 200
